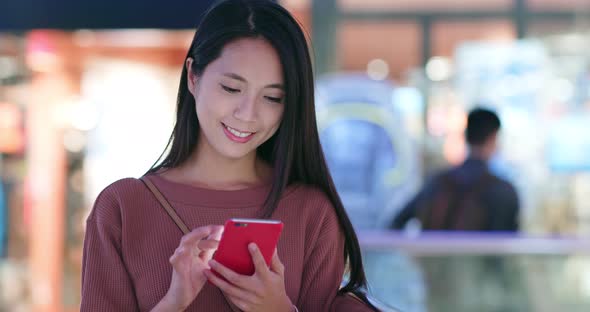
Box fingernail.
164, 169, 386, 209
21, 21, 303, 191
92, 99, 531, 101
209, 260, 216, 266
248, 243, 256, 251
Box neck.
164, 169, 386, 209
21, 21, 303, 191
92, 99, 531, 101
469, 147, 489, 162
173, 140, 271, 190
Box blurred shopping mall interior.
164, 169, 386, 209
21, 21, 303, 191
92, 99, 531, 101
1, 0, 590, 311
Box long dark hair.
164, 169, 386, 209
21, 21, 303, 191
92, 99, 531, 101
148, 0, 376, 308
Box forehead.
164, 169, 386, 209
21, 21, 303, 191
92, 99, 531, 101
206, 37, 284, 85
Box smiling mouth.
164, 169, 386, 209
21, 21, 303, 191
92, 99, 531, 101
222, 123, 255, 138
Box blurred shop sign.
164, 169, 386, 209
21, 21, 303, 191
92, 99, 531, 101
455, 40, 549, 112
0, 102, 24, 154
547, 114, 590, 172
316, 74, 422, 229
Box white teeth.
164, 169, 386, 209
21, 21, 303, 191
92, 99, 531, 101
224, 124, 253, 138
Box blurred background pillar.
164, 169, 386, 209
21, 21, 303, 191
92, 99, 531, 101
514, 0, 528, 38
312, 0, 338, 76
25, 30, 76, 312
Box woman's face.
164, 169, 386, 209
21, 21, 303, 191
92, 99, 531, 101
187, 38, 285, 161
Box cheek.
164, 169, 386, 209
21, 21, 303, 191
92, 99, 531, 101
267, 107, 285, 131
194, 99, 205, 123
195, 94, 219, 121
194, 99, 219, 135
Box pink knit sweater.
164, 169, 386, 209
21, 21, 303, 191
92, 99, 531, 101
81, 174, 353, 311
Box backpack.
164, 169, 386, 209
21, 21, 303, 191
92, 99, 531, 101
417, 171, 495, 231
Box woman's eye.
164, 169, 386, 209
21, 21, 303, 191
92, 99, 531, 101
265, 96, 283, 103
221, 84, 240, 94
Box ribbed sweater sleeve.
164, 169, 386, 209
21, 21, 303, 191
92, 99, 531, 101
80, 185, 139, 311
296, 189, 346, 311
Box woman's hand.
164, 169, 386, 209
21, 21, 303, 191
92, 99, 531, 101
154, 225, 224, 312
204, 244, 293, 312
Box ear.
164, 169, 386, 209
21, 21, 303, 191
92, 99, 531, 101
186, 57, 198, 97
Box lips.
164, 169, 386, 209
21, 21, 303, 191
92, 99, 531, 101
222, 123, 255, 143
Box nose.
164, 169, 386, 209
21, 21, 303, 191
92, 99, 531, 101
233, 95, 257, 122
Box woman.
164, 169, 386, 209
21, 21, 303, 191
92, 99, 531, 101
81, 0, 377, 311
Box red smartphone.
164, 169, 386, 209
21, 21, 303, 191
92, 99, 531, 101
212, 218, 284, 276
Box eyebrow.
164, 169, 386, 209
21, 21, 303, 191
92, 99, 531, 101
222, 72, 284, 90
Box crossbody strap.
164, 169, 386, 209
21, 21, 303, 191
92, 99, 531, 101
140, 176, 241, 312
140, 176, 190, 235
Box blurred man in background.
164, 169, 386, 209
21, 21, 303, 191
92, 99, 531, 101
392, 107, 519, 232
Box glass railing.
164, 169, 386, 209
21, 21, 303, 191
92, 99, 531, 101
359, 231, 590, 312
